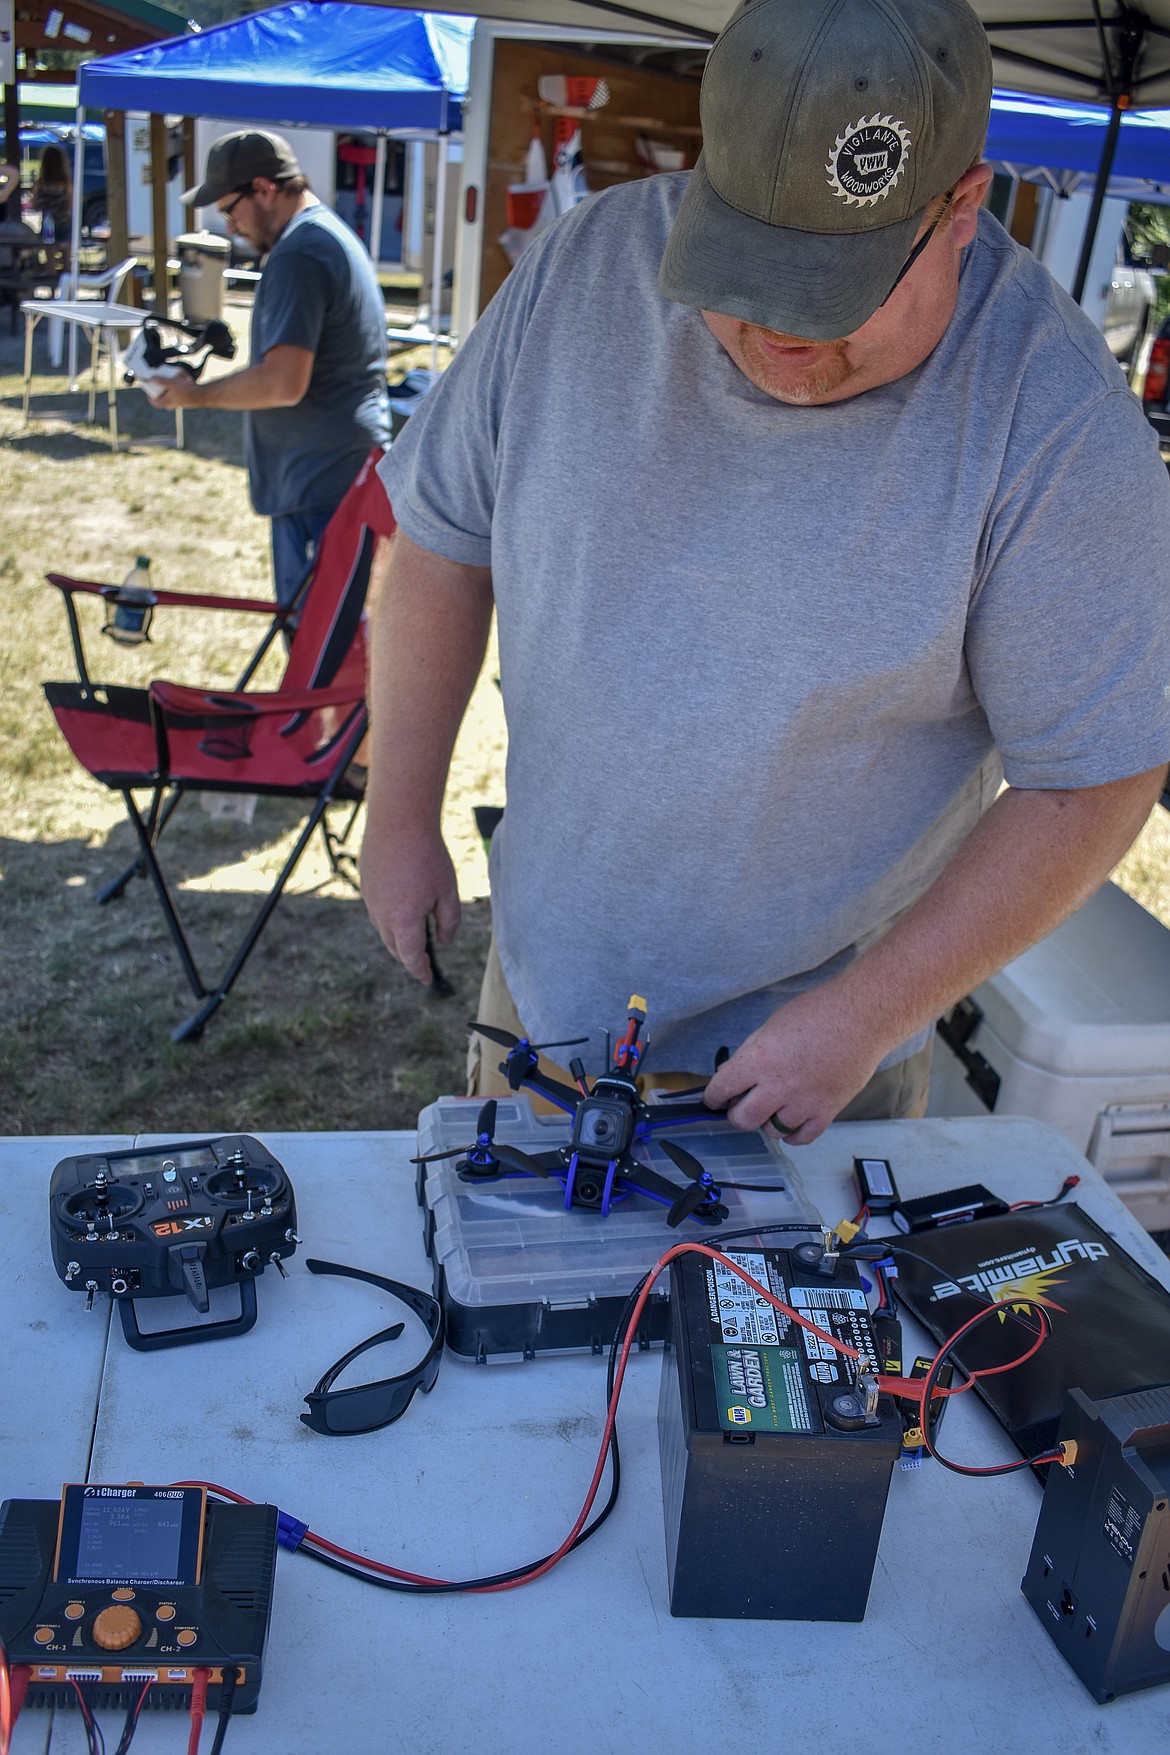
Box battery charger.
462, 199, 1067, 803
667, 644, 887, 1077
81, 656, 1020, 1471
1021, 1385, 1170, 1702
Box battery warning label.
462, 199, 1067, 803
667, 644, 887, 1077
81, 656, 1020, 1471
707, 1251, 786, 1346
712, 1344, 813, 1433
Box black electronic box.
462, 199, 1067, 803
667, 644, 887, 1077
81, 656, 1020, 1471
0, 1485, 278, 1713
1021, 1386, 1170, 1703
658, 1243, 902, 1621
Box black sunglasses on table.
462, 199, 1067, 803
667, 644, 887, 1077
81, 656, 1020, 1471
300, 1259, 444, 1437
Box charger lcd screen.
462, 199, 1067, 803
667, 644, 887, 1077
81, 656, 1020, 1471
56, 1485, 205, 1588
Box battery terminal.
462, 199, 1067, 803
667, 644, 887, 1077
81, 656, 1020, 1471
856, 1370, 880, 1419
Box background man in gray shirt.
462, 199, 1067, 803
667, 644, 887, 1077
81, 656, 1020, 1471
156, 129, 390, 605
360, 0, 1170, 1145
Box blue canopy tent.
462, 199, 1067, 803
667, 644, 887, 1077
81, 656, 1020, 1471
987, 88, 1170, 195
981, 90, 1170, 337
78, 3, 471, 135
72, 4, 473, 354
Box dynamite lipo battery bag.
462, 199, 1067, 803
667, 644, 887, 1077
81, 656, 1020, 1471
888, 1205, 1170, 1468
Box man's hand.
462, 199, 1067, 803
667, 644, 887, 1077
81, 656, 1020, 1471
149, 373, 205, 410
703, 982, 883, 1144
358, 823, 460, 987
151, 344, 313, 413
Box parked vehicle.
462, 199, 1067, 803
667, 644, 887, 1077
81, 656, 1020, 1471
19, 125, 107, 235
20, 120, 187, 243
1140, 312, 1170, 444
1104, 247, 1158, 371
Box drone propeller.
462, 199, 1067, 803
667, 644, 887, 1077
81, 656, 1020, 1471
469, 1021, 591, 1092
411, 1099, 552, 1179
468, 1022, 590, 1054
413, 1142, 479, 1164
468, 1021, 524, 1050
411, 1097, 500, 1165
659, 1139, 707, 1182
659, 1138, 723, 1228
666, 1179, 716, 1228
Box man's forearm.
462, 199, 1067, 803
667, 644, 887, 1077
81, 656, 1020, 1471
364, 529, 494, 832
358, 527, 494, 982
705, 765, 1166, 1139
154, 345, 312, 411
190, 364, 291, 410
834, 769, 1166, 1057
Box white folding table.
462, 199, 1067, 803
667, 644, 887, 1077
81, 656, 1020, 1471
20, 299, 183, 452
3, 1117, 1168, 1754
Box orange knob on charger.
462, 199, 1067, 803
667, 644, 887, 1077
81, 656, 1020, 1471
92, 1604, 142, 1650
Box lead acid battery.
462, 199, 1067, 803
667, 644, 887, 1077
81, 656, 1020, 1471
658, 1243, 902, 1621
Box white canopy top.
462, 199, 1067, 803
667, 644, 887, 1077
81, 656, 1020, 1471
416, 0, 1170, 104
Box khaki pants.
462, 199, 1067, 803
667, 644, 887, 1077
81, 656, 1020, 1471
467, 937, 932, 1121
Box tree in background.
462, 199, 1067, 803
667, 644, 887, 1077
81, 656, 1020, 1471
1128, 200, 1170, 327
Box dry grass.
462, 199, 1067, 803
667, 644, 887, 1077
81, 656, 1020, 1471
0, 289, 1166, 1138
0, 295, 505, 1133
1116, 798, 1170, 921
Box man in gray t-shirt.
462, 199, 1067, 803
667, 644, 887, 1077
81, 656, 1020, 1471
156, 129, 390, 606
360, 0, 1170, 1146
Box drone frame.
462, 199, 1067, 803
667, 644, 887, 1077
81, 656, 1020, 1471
440, 999, 731, 1228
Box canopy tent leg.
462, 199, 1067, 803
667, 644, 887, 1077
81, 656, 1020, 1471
1072, 96, 1128, 306
431, 128, 448, 372
369, 133, 386, 267
150, 112, 169, 315
67, 105, 84, 384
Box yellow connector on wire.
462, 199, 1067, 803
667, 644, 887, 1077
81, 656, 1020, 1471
627, 995, 647, 1019
835, 1218, 862, 1245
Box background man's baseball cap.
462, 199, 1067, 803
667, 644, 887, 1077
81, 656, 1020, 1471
658, 0, 993, 340
182, 129, 301, 207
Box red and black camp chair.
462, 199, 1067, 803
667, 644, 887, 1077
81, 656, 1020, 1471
43, 446, 395, 1041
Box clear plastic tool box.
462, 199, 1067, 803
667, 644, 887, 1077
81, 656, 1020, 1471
416, 1093, 820, 1361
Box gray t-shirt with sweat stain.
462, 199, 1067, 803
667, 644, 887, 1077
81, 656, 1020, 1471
379, 173, 1170, 1078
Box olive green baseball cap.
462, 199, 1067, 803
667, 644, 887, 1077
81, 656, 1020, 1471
658, 0, 992, 340
182, 129, 301, 207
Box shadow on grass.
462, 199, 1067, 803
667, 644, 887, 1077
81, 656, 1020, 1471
0, 386, 249, 467
1, 821, 491, 1135
54, 793, 331, 890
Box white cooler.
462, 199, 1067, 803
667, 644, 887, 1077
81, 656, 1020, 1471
927, 880, 1170, 1231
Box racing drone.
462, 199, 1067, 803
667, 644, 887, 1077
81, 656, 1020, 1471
414, 996, 733, 1228
122, 313, 237, 388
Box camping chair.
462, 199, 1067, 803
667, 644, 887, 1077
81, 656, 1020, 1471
43, 447, 394, 1042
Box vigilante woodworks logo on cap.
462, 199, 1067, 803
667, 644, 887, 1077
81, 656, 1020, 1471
826, 115, 911, 205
